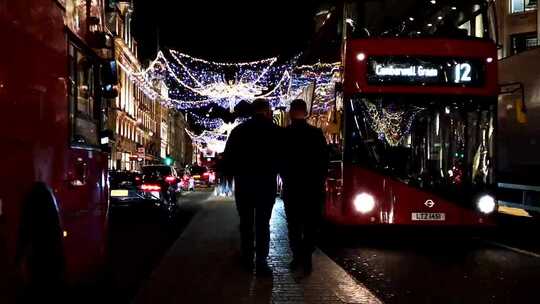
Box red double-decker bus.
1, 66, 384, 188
325, 0, 498, 226
0, 0, 116, 300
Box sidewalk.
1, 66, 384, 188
134, 196, 382, 304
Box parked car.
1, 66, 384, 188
109, 171, 149, 209
189, 165, 215, 187
140, 165, 182, 213
180, 172, 194, 191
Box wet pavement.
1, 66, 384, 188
71, 190, 540, 304
321, 228, 540, 304
104, 190, 213, 303
135, 198, 381, 304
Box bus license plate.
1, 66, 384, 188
411, 212, 445, 221
111, 189, 129, 197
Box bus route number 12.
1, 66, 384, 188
454, 63, 472, 83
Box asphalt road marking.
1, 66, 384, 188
483, 240, 540, 259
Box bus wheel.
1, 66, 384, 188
16, 183, 65, 300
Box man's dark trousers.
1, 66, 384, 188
283, 185, 323, 260
234, 178, 276, 264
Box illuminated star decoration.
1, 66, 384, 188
123, 50, 342, 155
122, 50, 341, 114
152, 50, 297, 111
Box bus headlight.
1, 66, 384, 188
353, 193, 376, 214
477, 195, 496, 214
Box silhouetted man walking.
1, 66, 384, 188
282, 99, 328, 274
223, 98, 281, 276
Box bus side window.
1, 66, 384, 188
68, 41, 100, 147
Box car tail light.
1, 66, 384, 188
203, 172, 210, 177
141, 184, 161, 191
165, 176, 176, 183
135, 176, 141, 181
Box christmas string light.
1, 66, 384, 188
185, 119, 243, 153
117, 60, 160, 101
164, 50, 297, 111
185, 112, 225, 129
170, 50, 278, 67
125, 48, 342, 122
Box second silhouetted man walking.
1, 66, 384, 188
282, 99, 328, 274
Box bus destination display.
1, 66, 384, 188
366, 56, 485, 87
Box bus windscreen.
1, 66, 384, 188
345, 94, 495, 198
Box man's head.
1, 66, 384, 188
252, 98, 272, 120
289, 99, 308, 121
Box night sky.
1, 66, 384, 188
133, 0, 326, 63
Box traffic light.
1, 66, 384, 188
164, 156, 174, 166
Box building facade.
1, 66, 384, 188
105, 1, 191, 171
496, 0, 540, 185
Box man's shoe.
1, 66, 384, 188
255, 262, 273, 277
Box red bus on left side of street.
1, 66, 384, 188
0, 0, 117, 300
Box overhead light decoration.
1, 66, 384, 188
186, 112, 225, 130
185, 119, 242, 154
290, 62, 341, 114
121, 49, 342, 153
162, 50, 297, 111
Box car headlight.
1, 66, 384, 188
353, 193, 376, 214
477, 195, 496, 214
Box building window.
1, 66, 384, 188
511, 32, 539, 54
511, 0, 537, 13
68, 40, 101, 147
475, 14, 484, 38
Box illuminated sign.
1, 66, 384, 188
367, 56, 484, 87
375, 65, 439, 78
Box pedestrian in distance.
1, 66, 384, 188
281, 99, 328, 274
223, 98, 281, 276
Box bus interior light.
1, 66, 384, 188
353, 193, 376, 213
477, 195, 496, 214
